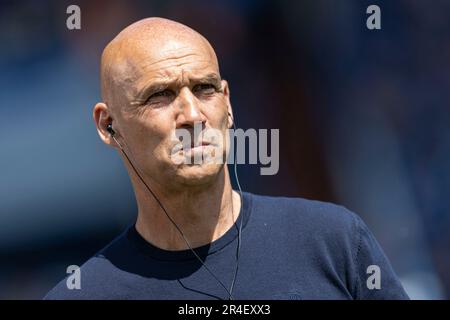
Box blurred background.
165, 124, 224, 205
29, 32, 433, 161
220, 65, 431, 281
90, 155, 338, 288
0, 0, 449, 299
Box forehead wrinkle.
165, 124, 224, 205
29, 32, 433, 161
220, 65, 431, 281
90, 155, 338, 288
142, 67, 217, 91
134, 55, 216, 88
142, 52, 201, 69
109, 45, 214, 92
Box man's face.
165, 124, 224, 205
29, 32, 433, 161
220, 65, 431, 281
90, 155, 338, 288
111, 36, 232, 190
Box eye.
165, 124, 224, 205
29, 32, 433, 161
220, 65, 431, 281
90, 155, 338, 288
146, 89, 174, 104
193, 84, 217, 95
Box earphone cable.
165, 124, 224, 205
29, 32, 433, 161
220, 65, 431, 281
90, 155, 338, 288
112, 134, 240, 300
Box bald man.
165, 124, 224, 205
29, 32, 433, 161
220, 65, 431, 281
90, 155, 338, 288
45, 18, 409, 300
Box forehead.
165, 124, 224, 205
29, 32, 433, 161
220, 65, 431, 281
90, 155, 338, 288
117, 36, 219, 88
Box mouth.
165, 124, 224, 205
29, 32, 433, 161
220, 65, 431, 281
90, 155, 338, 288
169, 138, 222, 165
171, 140, 215, 154
189, 141, 211, 149
183, 142, 214, 155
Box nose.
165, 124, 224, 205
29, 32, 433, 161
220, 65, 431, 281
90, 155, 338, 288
175, 87, 206, 128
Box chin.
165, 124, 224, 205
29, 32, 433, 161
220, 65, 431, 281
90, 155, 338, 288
174, 163, 223, 187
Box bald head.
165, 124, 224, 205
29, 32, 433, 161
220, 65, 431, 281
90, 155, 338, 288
93, 17, 233, 195
100, 17, 220, 108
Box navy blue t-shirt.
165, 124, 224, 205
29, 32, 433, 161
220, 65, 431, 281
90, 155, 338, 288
45, 192, 409, 300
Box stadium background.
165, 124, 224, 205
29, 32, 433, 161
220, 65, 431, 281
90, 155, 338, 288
0, 0, 449, 299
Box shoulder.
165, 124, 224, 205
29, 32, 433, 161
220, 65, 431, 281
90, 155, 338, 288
246, 193, 409, 299
245, 192, 366, 265
43, 256, 116, 300
247, 192, 361, 236
44, 228, 135, 300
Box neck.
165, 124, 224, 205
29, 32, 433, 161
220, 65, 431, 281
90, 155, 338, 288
133, 167, 241, 251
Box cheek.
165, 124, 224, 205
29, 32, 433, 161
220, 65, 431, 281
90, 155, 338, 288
128, 112, 175, 155
203, 99, 229, 128
141, 106, 176, 132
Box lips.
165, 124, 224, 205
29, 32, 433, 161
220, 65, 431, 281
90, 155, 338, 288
171, 140, 214, 154
188, 141, 211, 149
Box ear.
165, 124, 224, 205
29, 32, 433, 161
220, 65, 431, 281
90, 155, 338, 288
93, 102, 115, 146
221, 80, 234, 128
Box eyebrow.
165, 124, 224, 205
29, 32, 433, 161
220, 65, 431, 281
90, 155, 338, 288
134, 73, 222, 104
193, 74, 222, 87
